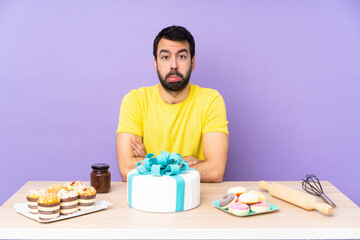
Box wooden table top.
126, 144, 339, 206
0, 180, 359, 239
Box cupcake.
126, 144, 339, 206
64, 181, 86, 191
78, 186, 97, 210
47, 184, 63, 195
37, 194, 61, 221
57, 189, 79, 215
26, 189, 48, 214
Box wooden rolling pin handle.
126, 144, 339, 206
258, 180, 270, 191
312, 201, 333, 215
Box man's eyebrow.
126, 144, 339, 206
159, 49, 170, 54
159, 49, 189, 55
177, 49, 188, 54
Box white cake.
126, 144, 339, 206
127, 168, 200, 212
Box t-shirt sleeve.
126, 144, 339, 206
203, 93, 229, 135
116, 90, 143, 136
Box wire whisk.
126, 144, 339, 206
302, 174, 336, 208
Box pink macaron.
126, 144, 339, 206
228, 202, 250, 215
250, 201, 271, 213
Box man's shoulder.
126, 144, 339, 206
124, 84, 158, 99
128, 84, 157, 95
192, 84, 222, 99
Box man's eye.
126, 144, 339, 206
178, 55, 186, 59
161, 56, 169, 60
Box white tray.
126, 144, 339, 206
14, 199, 112, 223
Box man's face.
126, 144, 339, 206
154, 38, 195, 92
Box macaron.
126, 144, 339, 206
227, 186, 247, 196
239, 192, 260, 204
248, 190, 266, 201
250, 201, 271, 213
228, 202, 250, 215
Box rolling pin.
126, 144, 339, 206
258, 180, 333, 215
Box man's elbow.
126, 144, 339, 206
201, 170, 224, 183
119, 164, 131, 182
212, 173, 224, 183
211, 164, 226, 183
120, 170, 128, 182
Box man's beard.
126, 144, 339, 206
157, 65, 192, 92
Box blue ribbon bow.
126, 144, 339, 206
136, 151, 189, 176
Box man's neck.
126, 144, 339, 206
158, 84, 191, 104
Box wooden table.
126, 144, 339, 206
0, 181, 359, 239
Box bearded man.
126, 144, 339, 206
116, 26, 229, 183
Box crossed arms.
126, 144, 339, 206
116, 132, 229, 183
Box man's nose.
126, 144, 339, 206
170, 57, 178, 70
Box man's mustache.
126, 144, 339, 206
165, 70, 184, 80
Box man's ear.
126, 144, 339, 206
154, 58, 157, 71
191, 56, 195, 71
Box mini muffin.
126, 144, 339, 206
57, 189, 79, 215
47, 184, 63, 195
78, 186, 97, 210
26, 189, 48, 214
37, 194, 61, 221
64, 181, 86, 191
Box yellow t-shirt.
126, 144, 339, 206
116, 84, 229, 160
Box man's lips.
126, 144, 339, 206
167, 75, 182, 82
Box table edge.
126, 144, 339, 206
1, 227, 360, 239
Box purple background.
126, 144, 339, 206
1, 1, 359, 207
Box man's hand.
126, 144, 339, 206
183, 156, 202, 166
131, 138, 147, 157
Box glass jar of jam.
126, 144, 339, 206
90, 163, 111, 193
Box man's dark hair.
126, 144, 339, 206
153, 25, 195, 60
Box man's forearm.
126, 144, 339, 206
190, 160, 224, 183
120, 156, 145, 181
116, 132, 147, 182
183, 156, 225, 183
